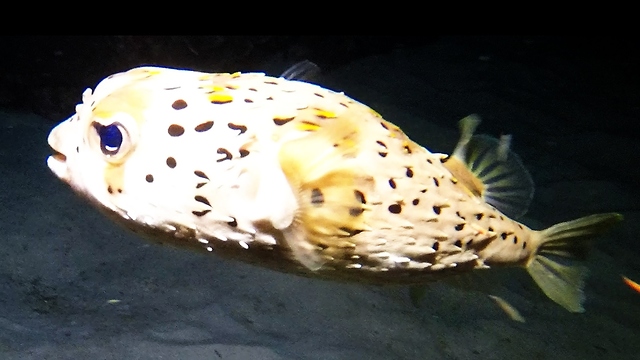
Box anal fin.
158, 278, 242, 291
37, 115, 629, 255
488, 295, 526, 323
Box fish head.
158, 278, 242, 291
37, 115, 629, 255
47, 70, 147, 217
46, 67, 266, 240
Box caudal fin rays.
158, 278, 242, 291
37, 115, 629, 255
527, 213, 623, 312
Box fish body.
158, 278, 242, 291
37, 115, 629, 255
47, 66, 621, 312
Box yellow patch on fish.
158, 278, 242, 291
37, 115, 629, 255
46, 63, 622, 314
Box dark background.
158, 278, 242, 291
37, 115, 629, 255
0, 36, 637, 133
1, 36, 639, 359
0, 36, 434, 120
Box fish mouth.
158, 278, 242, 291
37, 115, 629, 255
50, 148, 67, 163
47, 147, 68, 181
47, 120, 71, 181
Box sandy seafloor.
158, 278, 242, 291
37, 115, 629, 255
1, 37, 639, 359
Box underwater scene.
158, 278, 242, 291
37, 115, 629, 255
0, 36, 638, 359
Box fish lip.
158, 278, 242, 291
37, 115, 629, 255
50, 148, 67, 163
46, 149, 68, 181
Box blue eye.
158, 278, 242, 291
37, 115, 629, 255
96, 123, 124, 156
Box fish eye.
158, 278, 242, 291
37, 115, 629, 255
96, 123, 124, 155
89, 117, 135, 164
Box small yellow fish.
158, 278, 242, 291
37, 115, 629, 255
47, 65, 622, 313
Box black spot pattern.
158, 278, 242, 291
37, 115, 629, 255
273, 117, 294, 126
501, 232, 507, 240
239, 149, 250, 157
454, 239, 462, 247
195, 195, 211, 206
412, 198, 419, 205
192, 210, 210, 217
195, 121, 214, 132
354, 190, 366, 204
432, 242, 440, 251
349, 207, 364, 217
194, 170, 209, 179
388, 204, 402, 214
406, 167, 414, 178
194, 171, 209, 189
145, 174, 154, 183
166, 157, 177, 168
244, 99, 254, 103
433, 178, 440, 187
388, 179, 396, 189
455, 224, 465, 231
433, 206, 441, 215
168, 124, 185, 137
172, 99, 187, 110
216, 148, 232, 162
228, 217, 238, 227
475, 213, 484, 220
339, 227, 363, 237
513, 236, 518, 244
311, 188, 324, 206
228, 123, 247, 134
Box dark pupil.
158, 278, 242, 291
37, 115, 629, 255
97, 123, 123, 155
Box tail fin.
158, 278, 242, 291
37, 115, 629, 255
527, 213, 623, 312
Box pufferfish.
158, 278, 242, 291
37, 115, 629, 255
47, 62, 622, 313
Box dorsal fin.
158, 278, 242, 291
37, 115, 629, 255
278, 116, 373, 270
443, 115, 534, 219
280, 60, 320, 81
